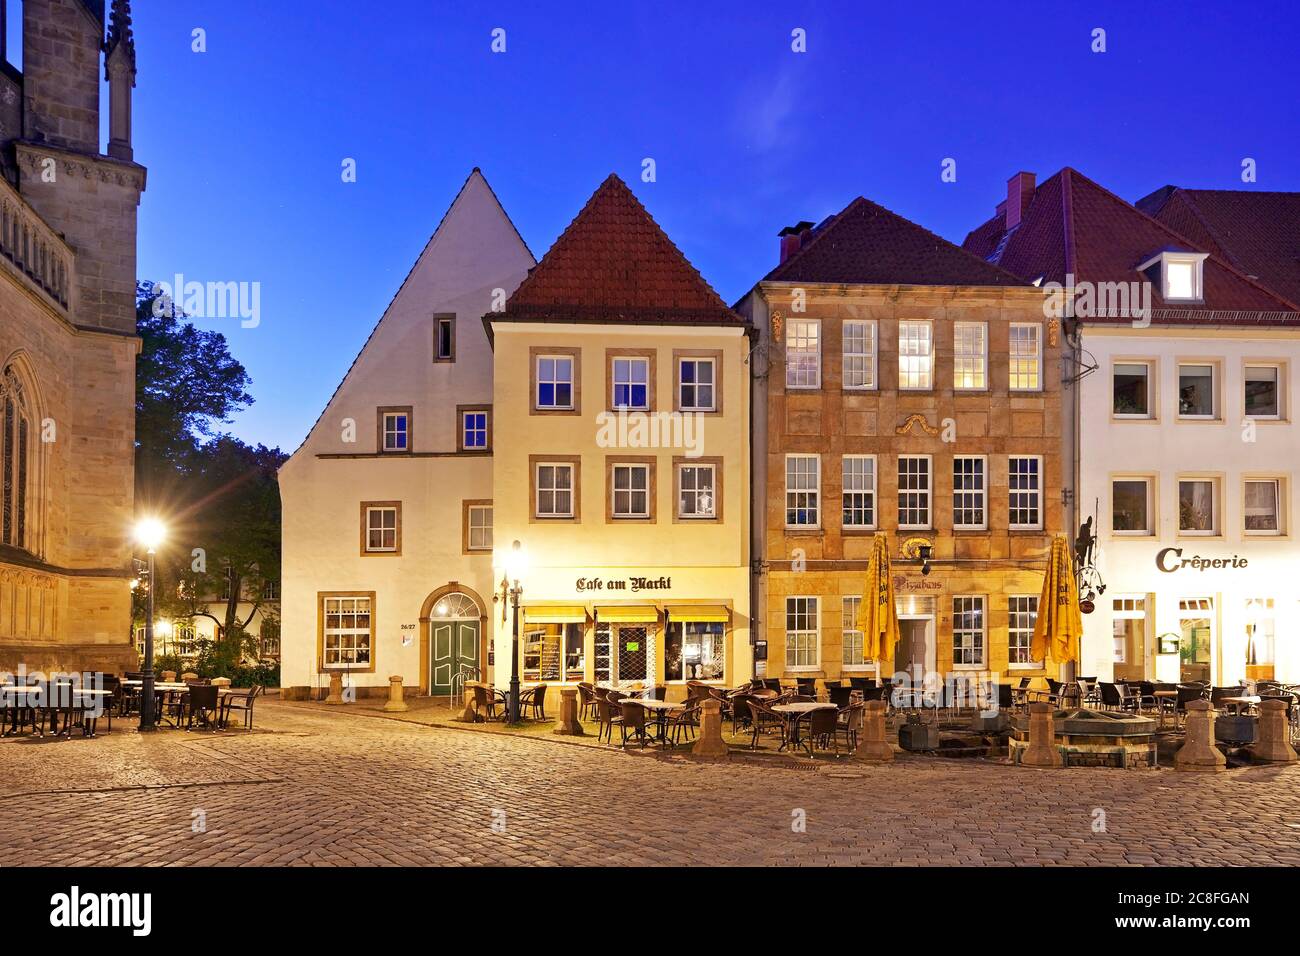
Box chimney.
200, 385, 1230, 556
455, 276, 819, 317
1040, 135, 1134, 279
778, 220, 816, 264
1005, 172, 1036, 229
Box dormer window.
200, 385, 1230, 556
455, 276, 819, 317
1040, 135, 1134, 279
1138, 250, 1207, 303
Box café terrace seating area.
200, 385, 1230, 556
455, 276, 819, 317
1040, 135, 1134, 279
0, 671, 264, 740
467, 673, 1300, 762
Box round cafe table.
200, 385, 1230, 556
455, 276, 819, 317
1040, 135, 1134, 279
624, 697, 683, 743
772, 702, 838, 754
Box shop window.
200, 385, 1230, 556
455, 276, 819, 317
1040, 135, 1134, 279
1178, 598, 1213, 683
953, 322, 987, 390
785, 597, 819, 669
1112, 596, 1148, 681
321, 594, 373, 669
1245, 598, 1275, 681
522, 622, 584, 683
1008, 596, 1038, 667
842, 321, 876, 389
665, 620, 725, 681
1112, 362, 1152, 418
953, 456, 986, 530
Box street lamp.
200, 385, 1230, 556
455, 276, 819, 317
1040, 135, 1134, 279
500, 540, 528, 723
134, 517, 166, 732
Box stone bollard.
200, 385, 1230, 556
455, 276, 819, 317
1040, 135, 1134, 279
1250, 698, 1297, 765
457, 684, 478, 722
210, 677, 231, 690
181, 672, 198, 682
383, 675, 408, 713
1175, 698, 1226, 772
324, 671, 345, 705
855, 700, 894, 764
162, 670, 177, 683
1020, 702, 1063, 768
553, 687, 584, 736
692, 698, 729, 758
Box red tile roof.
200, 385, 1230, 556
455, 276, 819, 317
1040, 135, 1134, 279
1138, 188, 1300, 308
962, 168, 1299, 323
765, 196, 1027, 287
496, 174, 744, 327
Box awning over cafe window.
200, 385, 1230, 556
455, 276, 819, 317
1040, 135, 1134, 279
594, 605, 659, 624
665, 605, 730, 623
523, 606, 588, 624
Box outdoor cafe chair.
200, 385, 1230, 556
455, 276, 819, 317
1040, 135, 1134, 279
577, 682, 597, 721
848, 677, 873, 692
745, 697, 790, 751
1210, 685, 1248, 711
220, 685, 264, 731
1175, 685, 1207, 728
729, 694, 751, 735
827, 684, 852, 709
795, 677, 818, 697
186, 684, 222, 731
618, 700, 653, 749
666, 700, 701, 747
652, 685, 667, 701
1076, 677, 1101, 708
836, 701, 864, 751
519, 684, 548, 721
594, 697, 621, 743
805, 705, 841, 755
472, 683, 499, 722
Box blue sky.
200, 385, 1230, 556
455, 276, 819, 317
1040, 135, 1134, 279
38, 0, 1300, 450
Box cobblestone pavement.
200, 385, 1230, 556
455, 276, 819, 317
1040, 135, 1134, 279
3, 699, 1299, 866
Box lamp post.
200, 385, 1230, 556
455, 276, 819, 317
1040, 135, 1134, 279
500, 540, 527, 723
134, 518, 166, 732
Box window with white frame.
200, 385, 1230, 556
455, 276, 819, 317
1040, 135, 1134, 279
1009, 324, 1042, 391
612, 463, 650, 518
841, 456, 875, 529
785, 455, 820, 527
365, 506, 398, 552
785, 596, 819, 669
1008, 595, 1038, 667
536, 355, 575, 410
1008, 456, 1042, 529
381, 411, 409, 452
1140, 251, 1205, 302
462, 410, 488, 449
1245, 365, 1282, 419
434, 316, 454, 361
1177, 363, 1216, 418
467, 504, 493, 551
898, 321, 932, 389
1245, 598, 1276, 674
952, 596, 986, 667
1112, 478, 1153, 534
785, 320, 821, 389
842, 596, 866, 667
322, 595, 373, 669
953, 322, 987, 389
612, 357, 649, 410
677, 463, 716, 518
898, 456, 931, 529
535, 463, 575, 518
1112, 596, 1146, 664
1113, 362, 1152, 417
1244, 478, 1281, 535
953, 456, 986, 530
842, 320, 876, 389
1178, 478, 1218, 534
678, 357, 715, 411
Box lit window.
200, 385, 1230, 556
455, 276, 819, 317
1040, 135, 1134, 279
1112, 597, 1147, 667
786, 320, 821, 389
785, 455, 820, 527
666, 621, 725, 681
612, 357, 649, 410
1244, 479, 1281, 535
1245, 598, 1276, 679
536, 463, 574, 518
953, 322, 987, 389
1245, 365, 1281, 418
1112, 478, 1152, 534
1178, 478, 1218, 535
842, 321, 876, 389
612, 463, 650, 518
952, 596, 986, 667
381, 411, 409, 452
536, 356, 575, 410
898, 456, 931, 529
365, 506, 399, 552
679, 358, 715, 411
842, 596, 866, 667
678, 464, 716, 519
1139, 251, 1206, 303
785, 597, 819, 669
1113, 362, 1152, 417
1008, 596, 1038, 667
1177, 364, 1216, 418
953, 456, 986, 530
467, 504, 493, 551
898, 321, 932, 389
461, 410, 488, 449
322, 595, 373, 669
523, 622, 584, 683
841, 456, 875, 529
1008, 456, 1042, 530
1009, 324, 1042, 391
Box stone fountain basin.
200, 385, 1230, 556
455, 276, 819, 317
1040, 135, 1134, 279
1011, 708, 1158, 737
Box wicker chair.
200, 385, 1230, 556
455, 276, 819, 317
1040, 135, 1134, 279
186, 684, 222, 731
619, 701, 653, 749
219, 685, 264, 731
520, 684, 548, 721
472, 683, 499, 722
806, 706, 841, 755
746, 696, 790, 750
594, 697, 622, 743
666, 700, 701, 747
837, 702, 864, 751
577, 682, 597, 722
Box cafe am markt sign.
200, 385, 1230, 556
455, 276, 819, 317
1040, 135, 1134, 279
575, 575, 673, 593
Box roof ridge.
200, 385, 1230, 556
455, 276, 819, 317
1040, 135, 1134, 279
1171, 190, 1238, 270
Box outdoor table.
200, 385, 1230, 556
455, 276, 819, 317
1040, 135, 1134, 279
1153, 690, 1177, 729
1220, 695, 1261, 715
1, 685, 47, 737
121, 680, 190, 692
772, 701, 837, 754
624, 698, 683, 743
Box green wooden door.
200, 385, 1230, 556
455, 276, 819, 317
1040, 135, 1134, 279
431, 619, 479, 695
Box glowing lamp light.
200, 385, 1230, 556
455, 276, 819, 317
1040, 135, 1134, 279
436, 602, 448, 617
504, 539, 528, 582
134, 517, 166, 551
156, 620, 172, 638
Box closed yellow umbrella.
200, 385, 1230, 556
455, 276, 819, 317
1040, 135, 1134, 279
1030, 535, 1083, 665
858, 533, 901, 667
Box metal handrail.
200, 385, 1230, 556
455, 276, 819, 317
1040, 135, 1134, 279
448, 663, 482, 709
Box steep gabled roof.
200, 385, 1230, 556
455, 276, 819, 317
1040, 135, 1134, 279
962, 168, 1299, 323
764, 196, 1028, 288
1137, 187, 1300, 308
496, 174, 744, 327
